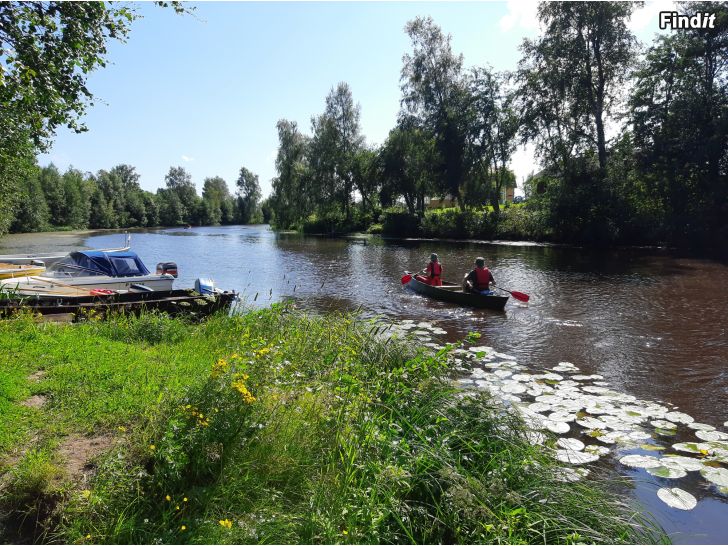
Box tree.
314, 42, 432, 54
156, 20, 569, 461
163, 166, 199, 224
10, 168, 48, 233
630, 2, 728, 247
401, 16, 470, 207
0, 2, 185, 235
518, 2, 638, 175
38, 164, 66, 226
467, 68, 520, 211
236, 167, 261, 224
202, 176, 231, 225
270, 119, 311, 228
61, 168, 91, 228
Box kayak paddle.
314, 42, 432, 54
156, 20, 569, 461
401, 272, 413, 284
494, 286, 530, 302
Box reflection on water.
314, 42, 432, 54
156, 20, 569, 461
3, 225, 727, 543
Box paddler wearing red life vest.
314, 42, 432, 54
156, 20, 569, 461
423, 253, 443, 286
463, 257, 496, 295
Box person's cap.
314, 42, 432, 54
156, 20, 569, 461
430, 253, 438, 261
475, 257, 485, 267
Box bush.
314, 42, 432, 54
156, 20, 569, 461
381, 208, 421, 237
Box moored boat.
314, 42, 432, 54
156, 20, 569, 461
0, 288, 238, 322
0, 263, 45, 280
0, 250, 176, 296
405, 275, 508, 310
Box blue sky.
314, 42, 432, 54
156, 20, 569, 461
39, 1, 671, 197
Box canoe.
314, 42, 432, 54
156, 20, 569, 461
406, 276, 508, 310
0, 263, 45, 280
0, 289, 238, 322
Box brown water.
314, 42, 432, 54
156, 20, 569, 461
2, 225, 727, 543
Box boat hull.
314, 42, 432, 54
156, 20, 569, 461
0, 264, 45, 279
0, 289, 238, 321
0, 274, 174, 296
406, 277, 508, 310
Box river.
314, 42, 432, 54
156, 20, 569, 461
2, 225, 727, 543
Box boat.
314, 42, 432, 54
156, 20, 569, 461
0, 232, 131, 266
405, 275, 509, 310
0, 263, 45, 280
0, 250, 176, 296
0, 288, 238, 322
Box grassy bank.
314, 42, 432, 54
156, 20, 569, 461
0, 308, 661, 544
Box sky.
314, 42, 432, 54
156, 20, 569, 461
38, 1, 673, 198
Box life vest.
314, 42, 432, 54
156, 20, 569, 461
426, 262, 442, 279
474, 267, 492, 290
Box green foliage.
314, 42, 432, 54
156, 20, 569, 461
381, 208, 421, 237
235, 167, 262, 224
0, 309, 662, 544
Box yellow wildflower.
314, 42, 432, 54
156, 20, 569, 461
219, 519, 233, 529
149, 444, 156, 451
342, 529, 348, 535
86, 534, 91, 539
176, 505, 180, 511
117, 426, 126, 432
81, 489, 91, 499
180, 525, 187, 531
231, 379, 256, 404
165, 495, 171, 501
183, 497, 188, 502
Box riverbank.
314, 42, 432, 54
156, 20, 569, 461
0, 308, 661, 544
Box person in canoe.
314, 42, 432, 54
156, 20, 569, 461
463, 257, 496, 295
414, 253, 443, 286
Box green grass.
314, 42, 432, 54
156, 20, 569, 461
0, 308, 664, 544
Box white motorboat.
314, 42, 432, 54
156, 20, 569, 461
0, 250, 177, 296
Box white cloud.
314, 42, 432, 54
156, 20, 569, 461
499, 0, 540, 33
181, 155, 195, 162
628, 0, 676, 32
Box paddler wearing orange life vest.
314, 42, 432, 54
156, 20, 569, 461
463, 257, 496, 295
422, 253, 443, 286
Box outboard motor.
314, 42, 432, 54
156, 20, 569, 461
194, 277, 216, 295
156, 262, 178, 278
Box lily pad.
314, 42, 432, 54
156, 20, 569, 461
618, 454, 662, 469
548, 411, 576, 423
665, 411, 694, 425
640, 444, 665, 451
696, 430, 728, 442
555, 449, 599, 465
673, 442, 713, 455
584, 444, 610, 456
700, 467, 728, 487
687, 422, 716, 432
576, 417, 608, 430
651, 420, 677, 430
557, 438, 585, 451
657, 488, 697, 510
647, 465, 687, 479
662, 456, 705, 472
545, 420, 570, 434
554, 467, 590, 482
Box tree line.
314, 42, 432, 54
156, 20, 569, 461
268, 2, 727, 253
9, 163, 262, 233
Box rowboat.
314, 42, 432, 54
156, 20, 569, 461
0, 263, 45, 280
405, 275, 509, 310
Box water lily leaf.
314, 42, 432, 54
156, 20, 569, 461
555, 449, 599, 465
545, 420, 570, 434
655, 427, 677, 437
554, 467, 590, 482
557, 438, 585, 451
628, 431, 653, 441
647, 466, 687, 479
501, 382, 526, 394
687, 422, 716, 432
662, 456, 705, 472
619, 454, 662, 469
665, 411, 694, 425
651, 420, 677, 430
657, 488, 697, 510
584, 444, 610, 456
700, 467, 728, 487
548, 411, 576, 423
696, 430, 728, 442
673, 442, 712, 454
528, 402, 552, 413
640, 444, 665, 451
576, 417, 608, 430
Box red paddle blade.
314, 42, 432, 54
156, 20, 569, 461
510, 291, 529, 302
401, 274, 412, 285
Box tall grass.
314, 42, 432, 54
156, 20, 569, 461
0, 308, 663, 544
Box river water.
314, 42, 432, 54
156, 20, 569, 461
2, 225, 727, 543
